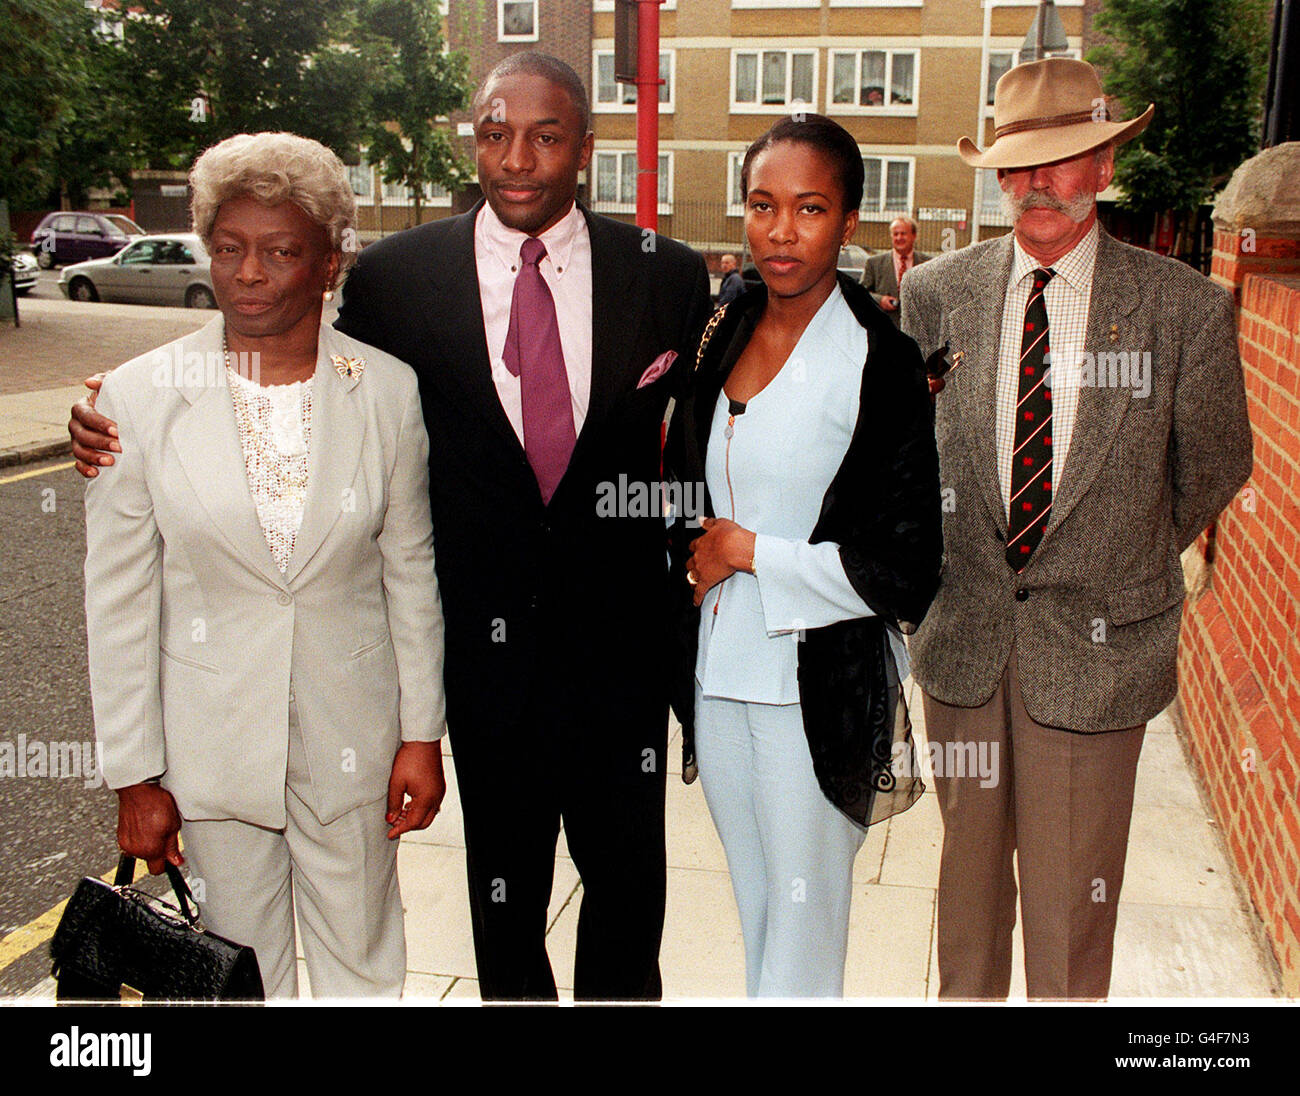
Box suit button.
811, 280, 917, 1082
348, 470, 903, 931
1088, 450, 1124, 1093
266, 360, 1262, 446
277, 592, 292, 606
1015, 588, 1029, 602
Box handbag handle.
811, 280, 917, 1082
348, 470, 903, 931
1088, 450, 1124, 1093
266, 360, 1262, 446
113, 853, 200, 925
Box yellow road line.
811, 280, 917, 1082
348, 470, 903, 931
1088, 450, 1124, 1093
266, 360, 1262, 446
0, 460, 76, 485
0, 859, 145, 975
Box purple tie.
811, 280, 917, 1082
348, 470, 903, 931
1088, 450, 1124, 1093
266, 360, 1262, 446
502, 237, 576, 505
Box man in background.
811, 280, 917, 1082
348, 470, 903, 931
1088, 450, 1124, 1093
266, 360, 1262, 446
862, 214, 930, 327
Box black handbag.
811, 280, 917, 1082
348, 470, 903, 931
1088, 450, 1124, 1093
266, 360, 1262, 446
49, 854, 264, 1003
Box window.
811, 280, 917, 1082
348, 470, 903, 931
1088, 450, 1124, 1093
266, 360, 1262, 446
592, 151, 671, 214
50, 215, 76, 233
76, 215, 103, 235
829, 49, 917, 112
594, 50, 673, 112
348, 163, 374, 201
860, 156, 914, 219
732, 49, 816, 112
986, 51, 1017, 105
727, 150, 746, 216
498, 0, 537, 42
154, 241, 196, 264
119, 241, 164, 264
978, 169, 1012, 226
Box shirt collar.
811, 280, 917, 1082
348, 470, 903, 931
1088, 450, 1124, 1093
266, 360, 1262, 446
478, 199, 585, 278
1010, 219, 1099, 295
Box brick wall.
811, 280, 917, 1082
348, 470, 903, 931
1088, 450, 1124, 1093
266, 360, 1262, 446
1178, 228, 1300, 995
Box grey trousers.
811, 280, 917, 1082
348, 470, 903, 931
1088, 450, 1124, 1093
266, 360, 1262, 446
179, 701, 406, 998
922, 644, 1145, 1000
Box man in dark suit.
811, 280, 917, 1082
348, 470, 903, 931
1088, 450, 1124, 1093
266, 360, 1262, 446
337, 55, 711, 1002
70, 53, 712, 1002
860, 215, 931, 327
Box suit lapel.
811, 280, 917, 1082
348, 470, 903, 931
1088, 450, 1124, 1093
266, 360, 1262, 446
581, 206, 646, 435
425, 202, 527, 462
283, 327, 365, 585
1043, 230, 1142, 540
558, 207, 648, 490
950, 236, 1014, 536
169, 317, 289, 591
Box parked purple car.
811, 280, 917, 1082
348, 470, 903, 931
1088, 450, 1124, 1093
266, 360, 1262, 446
31, 212, 146, 269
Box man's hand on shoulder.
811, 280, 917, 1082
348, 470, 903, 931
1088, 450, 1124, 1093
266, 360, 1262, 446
70, 373, 120, 478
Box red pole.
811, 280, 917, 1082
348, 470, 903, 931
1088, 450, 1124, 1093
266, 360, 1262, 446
635, 0, 662, 232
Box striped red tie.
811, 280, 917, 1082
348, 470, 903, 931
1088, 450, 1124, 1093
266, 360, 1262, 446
1006, 267, 1055, 571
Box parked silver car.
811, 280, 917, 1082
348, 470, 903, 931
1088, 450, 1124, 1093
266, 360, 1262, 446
10, 251, 39, 295
58, 233, 216, 308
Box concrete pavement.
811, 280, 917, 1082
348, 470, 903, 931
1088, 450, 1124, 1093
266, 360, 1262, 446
1, 297, 1285, 1001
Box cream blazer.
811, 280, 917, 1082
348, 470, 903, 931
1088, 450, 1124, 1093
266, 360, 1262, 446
84, 316, 446, 828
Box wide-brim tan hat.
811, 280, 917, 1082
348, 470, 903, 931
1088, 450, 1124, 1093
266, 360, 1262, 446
959, 57, 1153, 169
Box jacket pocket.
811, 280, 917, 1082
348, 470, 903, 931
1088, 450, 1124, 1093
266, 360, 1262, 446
1107, 572, 1184, 627
160, 645, 220, 674
348, 635, 391, 660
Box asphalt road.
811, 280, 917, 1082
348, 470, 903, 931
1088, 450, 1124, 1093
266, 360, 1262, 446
0, 457, 119, 995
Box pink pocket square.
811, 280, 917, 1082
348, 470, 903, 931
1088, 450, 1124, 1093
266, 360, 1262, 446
637, 350, 677, 389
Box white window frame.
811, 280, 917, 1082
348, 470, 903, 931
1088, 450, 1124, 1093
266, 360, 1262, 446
727, 150, 747, 217
497, 0, 538, 43
977, 169, 1013, 227
731, 1, 820, 9
592, 49, 675, 114
827, 48, 919, 116
379, 178, 453, 208
591, 149, 672, 215
347, 161, 374, 204
730, 48, 819, 114
859, 154, 915, 221
828, 1, 922, 7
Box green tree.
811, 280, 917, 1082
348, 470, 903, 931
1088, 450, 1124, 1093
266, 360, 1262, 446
1089, 0, 1271, 258
107, 0, 377, 169
360, 0, 472, 224
0, 0, 85, 208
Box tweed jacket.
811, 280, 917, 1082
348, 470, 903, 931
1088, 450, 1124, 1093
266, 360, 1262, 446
900, 228, 1252, 731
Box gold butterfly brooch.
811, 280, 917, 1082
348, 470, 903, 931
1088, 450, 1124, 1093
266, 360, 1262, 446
330, 354, 365, 380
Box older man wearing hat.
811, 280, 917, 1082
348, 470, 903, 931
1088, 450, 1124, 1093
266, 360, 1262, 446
901, 58, 1252, 999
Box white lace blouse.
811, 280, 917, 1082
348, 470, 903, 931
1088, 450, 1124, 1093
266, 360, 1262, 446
226, 367, 314, 573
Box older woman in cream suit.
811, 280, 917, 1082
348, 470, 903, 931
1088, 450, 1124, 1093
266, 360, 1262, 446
82, 133, 446, 998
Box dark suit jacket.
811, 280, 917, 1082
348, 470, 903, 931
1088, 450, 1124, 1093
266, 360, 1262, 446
666, 274, 943, 824
901, 229, 1252, 731
860, 249, 932, 327
336, 201, 712, 744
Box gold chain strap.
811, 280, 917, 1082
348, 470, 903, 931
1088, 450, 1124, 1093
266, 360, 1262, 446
695, 303, 729, 371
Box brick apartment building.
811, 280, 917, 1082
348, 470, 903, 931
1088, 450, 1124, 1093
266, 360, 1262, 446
352, 1, 1096, 254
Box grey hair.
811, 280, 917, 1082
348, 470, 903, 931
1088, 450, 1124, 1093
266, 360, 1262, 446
890, 214, 919, 234
189, 132, 358, 275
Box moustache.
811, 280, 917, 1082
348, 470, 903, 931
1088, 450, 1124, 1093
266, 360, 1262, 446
1001, 186, 1096, 225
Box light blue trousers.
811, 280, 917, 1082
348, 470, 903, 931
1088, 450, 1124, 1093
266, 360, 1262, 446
695, 684, 866, 997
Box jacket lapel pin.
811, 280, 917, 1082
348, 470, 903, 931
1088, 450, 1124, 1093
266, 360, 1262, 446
330, 354, 365, 379
1108, 324, 1119, 343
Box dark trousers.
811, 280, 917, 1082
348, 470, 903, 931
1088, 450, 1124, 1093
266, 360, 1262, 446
450, 694, 668, 1002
